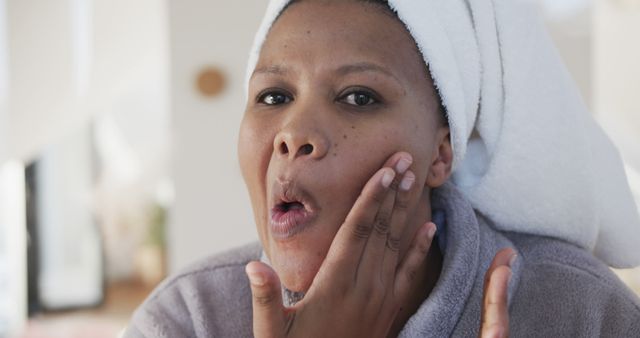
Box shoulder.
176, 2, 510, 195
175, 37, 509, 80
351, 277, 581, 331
149, 241, 262, 298
124, 242, 262, 338
144, 241, 262, 308
506, 233, 640, 337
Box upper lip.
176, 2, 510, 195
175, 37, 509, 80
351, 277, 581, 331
270, 178, 319, 214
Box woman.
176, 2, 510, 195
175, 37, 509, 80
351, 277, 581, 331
125, 0, 640, 337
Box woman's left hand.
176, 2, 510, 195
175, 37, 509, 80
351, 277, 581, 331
479, 247, 517, 338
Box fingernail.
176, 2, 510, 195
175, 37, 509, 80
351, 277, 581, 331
400, 172, 415, 191
427, 223, 437, 239
508, 253, 518, 268
395, 156, 412, 174
381, 169, 395, 188
247, 271, 266, 286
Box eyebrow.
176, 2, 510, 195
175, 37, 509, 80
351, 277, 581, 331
252, 62, 403, 87
252, 64, 290, 77
335, 62, 396, 79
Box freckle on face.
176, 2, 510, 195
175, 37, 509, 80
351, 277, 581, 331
239, 0, 443, 293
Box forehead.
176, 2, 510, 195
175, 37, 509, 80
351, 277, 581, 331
256, 0, 427, 84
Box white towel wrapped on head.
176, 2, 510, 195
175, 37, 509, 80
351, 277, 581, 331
245, 0, 640, 268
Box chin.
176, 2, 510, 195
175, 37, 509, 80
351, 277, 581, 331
270, 246, 326, 293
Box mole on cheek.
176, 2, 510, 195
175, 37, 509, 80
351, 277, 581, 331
351, 125, 356, 130
343, 134, 348, 140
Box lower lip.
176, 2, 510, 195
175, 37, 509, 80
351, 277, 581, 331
269, 208, 316, 240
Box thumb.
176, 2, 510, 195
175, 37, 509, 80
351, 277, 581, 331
480, 248, 516, 338
246, 261, 286, 338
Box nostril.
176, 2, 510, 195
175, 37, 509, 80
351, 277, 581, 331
280, 142, 289, 155
298, 144, 314, 156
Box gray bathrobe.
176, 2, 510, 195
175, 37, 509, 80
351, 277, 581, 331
125, 183, 640, 337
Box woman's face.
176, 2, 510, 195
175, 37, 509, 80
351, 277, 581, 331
239, 0, 448, 292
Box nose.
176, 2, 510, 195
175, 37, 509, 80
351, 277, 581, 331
274, 126, 329, 161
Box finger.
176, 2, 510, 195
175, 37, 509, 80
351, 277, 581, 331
480, 248, 516, 338
393, 222, 436, 301
482, 248, 517, 300
480, 266, 511, 338
322, 152, 411, 282
381, 170, 416, 282
323, 167, 395, 276
356, 170, 399, 285
358, 154, 413, 270
246, 261, 286, 338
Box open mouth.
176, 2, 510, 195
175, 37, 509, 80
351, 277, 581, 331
274, 200, 306, 213
269, 182, 318, 240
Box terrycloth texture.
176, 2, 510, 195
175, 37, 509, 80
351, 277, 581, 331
244, 0, 640, 268
124, 183, 640, 337
274, 209, 449, 307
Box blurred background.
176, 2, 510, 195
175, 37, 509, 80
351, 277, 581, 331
0, 0, 639, 337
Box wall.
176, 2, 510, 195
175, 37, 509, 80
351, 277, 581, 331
6, 0, 77, 163
0, 0, 8, 164
167, 1, 268, 272
3, 0, 169, 165
542, 5, 592, 110
593, 0, 640, 171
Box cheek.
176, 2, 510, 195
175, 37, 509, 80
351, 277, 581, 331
394, 116, 436, 183
238, 116, 273, 182
336, 120, 434, 238
238, 116, 274, 237
343, 120, 432, 177
237, 122, 255, 180
331, 132, 394, 192
324, 126, 432, 259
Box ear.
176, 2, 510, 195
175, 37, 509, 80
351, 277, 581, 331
425, 127, 453, 188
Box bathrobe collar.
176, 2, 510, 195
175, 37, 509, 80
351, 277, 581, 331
262, 182, 522, 337
399, 182, 521, 337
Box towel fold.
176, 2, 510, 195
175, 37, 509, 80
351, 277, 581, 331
245, 0, 640, 268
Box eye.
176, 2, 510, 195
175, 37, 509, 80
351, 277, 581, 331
257, 91, 292, 105
340, 90, 379, 107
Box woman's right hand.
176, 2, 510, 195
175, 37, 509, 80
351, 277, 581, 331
245, 152, 436, 338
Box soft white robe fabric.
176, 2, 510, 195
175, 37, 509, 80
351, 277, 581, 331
244, 0, 640, 268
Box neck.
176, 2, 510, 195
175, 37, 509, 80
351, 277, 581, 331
281, 188, 445, 335
387, 187, 443, 337
388, 241, 443, 337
